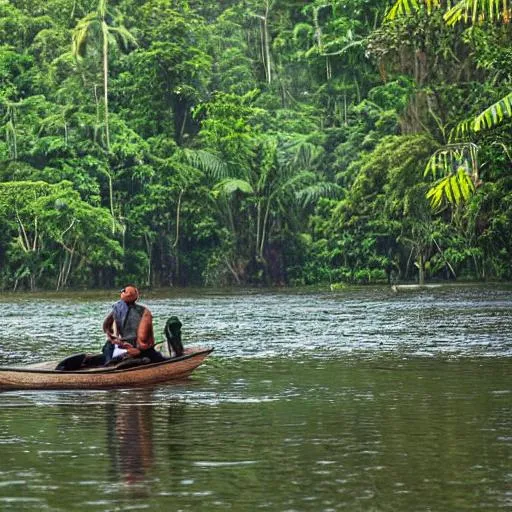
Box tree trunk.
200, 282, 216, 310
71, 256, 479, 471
93, 84, 100, 144
172, 189, 184, 285
107, 171, 115, 233
102, 21, 110, 152
263, 13, 271, 84
418, 253, 425, 285
144, 232, 152, 287
343, 93, 348, 126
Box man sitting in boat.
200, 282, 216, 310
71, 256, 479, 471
102, 285, 165, 364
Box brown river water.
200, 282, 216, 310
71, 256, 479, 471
0, 285, 511, 511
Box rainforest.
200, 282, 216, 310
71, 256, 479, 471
0, 0, 511, 290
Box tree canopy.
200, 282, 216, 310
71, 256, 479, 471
0, 0, 511, 289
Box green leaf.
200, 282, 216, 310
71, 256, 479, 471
450, 175, 461, 204
213, 178, 254, 197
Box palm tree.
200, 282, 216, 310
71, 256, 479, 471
71, 0, 136, 152
71, 0, 136, 233
209, 133, 340, 281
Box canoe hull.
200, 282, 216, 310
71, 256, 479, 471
0, 347, 213, 391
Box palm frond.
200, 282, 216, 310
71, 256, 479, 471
424, 143, 479, 181
269, 170, 315, 202
183, 149, 229, 179
385, 0, 510, 25
449, 117, 475, 140
473, 91, 512, 131
212, 178, 254, 198
426, 168, 475, 209
444, 0, 511, 25
449, 92, 512, 138
109, 26, 138, 48
71, 13, 97, 59
386, 0, 418, 19
278, 137, 323, 170
385, 0, 441, 20
425, 143, 479, 208
296, 182, 343, 207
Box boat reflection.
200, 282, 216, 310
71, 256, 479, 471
106, 389, 186, 492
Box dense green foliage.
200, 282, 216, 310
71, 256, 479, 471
0, 0, 510, 289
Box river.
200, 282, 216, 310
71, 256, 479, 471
0, 285, 511, 510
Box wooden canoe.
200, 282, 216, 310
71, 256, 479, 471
0, 347, 213, 391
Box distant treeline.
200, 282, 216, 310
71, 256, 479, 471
0, 0, 511, 290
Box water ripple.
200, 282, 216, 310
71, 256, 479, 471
0, 286, 512, 365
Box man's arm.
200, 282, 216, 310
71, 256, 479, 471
136, 308, 155, 351
102, 312, 117, 342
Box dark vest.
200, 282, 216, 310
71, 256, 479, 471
118, 304, 145, 343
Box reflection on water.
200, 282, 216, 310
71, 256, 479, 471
104, 390, 188, 493
0, 286, 511, 511
106, 390, 155, 490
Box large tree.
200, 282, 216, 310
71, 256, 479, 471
72, 0, 136, 151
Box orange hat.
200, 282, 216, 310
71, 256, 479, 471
120, 285, 139, 303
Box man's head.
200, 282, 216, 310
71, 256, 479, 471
120, 285, 139, 303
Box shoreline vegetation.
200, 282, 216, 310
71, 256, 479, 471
0, 281, 511, 300
1, 0, 511, 291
